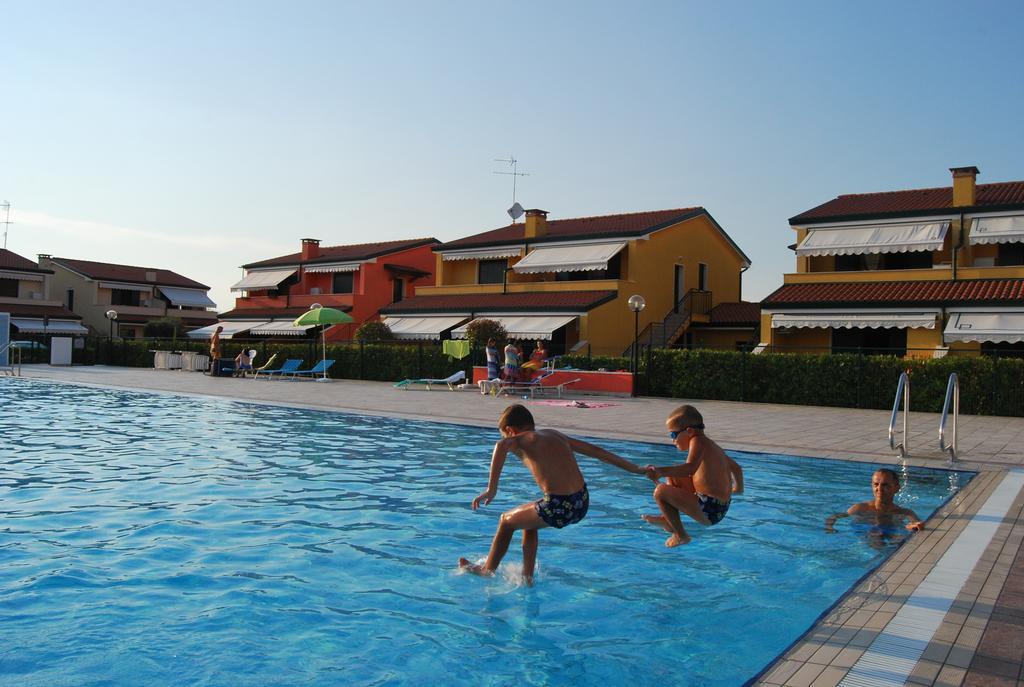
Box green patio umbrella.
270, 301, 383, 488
293, 304, 354, 381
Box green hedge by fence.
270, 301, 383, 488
646, 348, 1024, 417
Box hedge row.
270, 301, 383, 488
645, 348, 1024, 417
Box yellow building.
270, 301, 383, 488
379, 207, 752, 356
761, 166, 1024, 357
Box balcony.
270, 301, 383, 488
417, 279, 623, 296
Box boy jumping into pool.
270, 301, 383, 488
642, 404, 744, 547
459, 403, 651, 584
825, 468, 924, 533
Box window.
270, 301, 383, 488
392, 278, 404, 303
66, 289, 75, 311
478, 259, 507, 285
111, 289, 141, 306
0, 278, 16, 298
332, 272, 354, 294
996, 243, 1024, 266
698, 263, 709, 291
834, 252, 933, 271
554, 253, 622, 282
831, 327, 907, 357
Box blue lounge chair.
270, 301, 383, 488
257, 358, 303, 380
287, 359, 335, 380
393, 370, 466, 391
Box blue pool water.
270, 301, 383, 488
0, 379, 967, 687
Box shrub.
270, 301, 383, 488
143, 316, 187, 338
465, 318, 507, 348
355, 321, 393, 342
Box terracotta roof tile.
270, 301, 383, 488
0, 249, 49, 273
51, 257, 208, 289
708, 301, 761, 324
244, 238, 439, 269
0, 303, 82, 319
790, 180, 1024, 224
438, 208, 704, 250
762, 279, 1024, 307
380, 290, 617, 315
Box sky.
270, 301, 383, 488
3, 1, 1024, 312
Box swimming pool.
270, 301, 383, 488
0, 379, 966, 686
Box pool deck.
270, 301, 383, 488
12, 365, 1024, 686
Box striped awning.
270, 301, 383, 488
303, 263, 361, 273
10, 318, 89, 334
186, 320, 270, 339
944, 312, 1024, 343
230, 269, 296, 291
772, 312, 938, 330
512, 242, 626, 274
248, 320, 317, 336
451, 314, 577, 339
796, 222, 949, 256
98, 281, 152, 292
0, 270, 44, 282
157, 286, 216, 308
381, 315, 469, 340
441, 247, 523, 261
969, 216, 1024, 245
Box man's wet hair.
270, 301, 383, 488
875, 468, 901, 486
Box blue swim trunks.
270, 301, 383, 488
534, 485, 589, 528
697, 492, 729, 525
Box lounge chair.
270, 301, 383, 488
393, 370, 466, 391
287, 359, 335, 380
492, 370, 555, 398
257, 358, 303, 380
246, 352, 278, 379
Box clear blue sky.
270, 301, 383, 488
3, 1, 1023, 311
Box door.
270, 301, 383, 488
392, 278, 404, 303
698, 263, 709, 292
673, 265, 685, 312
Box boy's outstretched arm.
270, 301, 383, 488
567, 437, 645, 475
472, 438, 513, 509
728, 456, 744, 494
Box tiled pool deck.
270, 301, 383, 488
13, 365, 1024, 686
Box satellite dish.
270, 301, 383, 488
507, 202, 525, 220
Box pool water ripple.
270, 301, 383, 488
0, 378, 966, 686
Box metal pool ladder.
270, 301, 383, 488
889, 371, 910, 458
0, 342, 22, 376
939, 372, 959, 463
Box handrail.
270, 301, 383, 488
0, 342, 23, 376
939, 373, 959, 463
888, 371, 910, 458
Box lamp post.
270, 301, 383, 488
105, 309, 118, 339
627, 295, 646, 397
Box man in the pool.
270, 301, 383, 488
459, 404, 650, 584
824, 468, 925, 534
641, 405, 744, 547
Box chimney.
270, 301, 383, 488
950, 166, 980, 207
301, 238, 321, 260
145, 271, 156, 282
524, 209, 548, 239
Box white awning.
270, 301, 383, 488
157, 286, 216, 308
98, 281, 152, 292
11, 318, 89, 334
230, 269, 297, 291
512, 242, 626, 274
451, 315, 577, 339
186, 320, 270, 339
772, 312, 937, 330
381, 315, 469, 340
969, 216, 1024, 245
795, 222, 949, 256
303, 263, 361, 273
944, 312, 1024, 343
0, 270, 44, 282
248, 320, 317, 336
442, 247, 523, 261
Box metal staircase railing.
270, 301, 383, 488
939, 373, 959, 463
889, 371, 910, 458
624, 289, 711, 357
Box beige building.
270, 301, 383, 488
0, 249, 87, 339
39, 256, 217, 338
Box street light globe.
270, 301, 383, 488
627, 295, 646, 313
105, 310, 118, 320
310, 303, 323, 310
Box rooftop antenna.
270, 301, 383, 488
1, 201, 10, 250
493, 156, 529, 222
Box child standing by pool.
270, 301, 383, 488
459, 404, 650, 584
642, 404, 744, 547
825, 468, 924, 533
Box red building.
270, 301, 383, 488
194, 237, 439, 342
